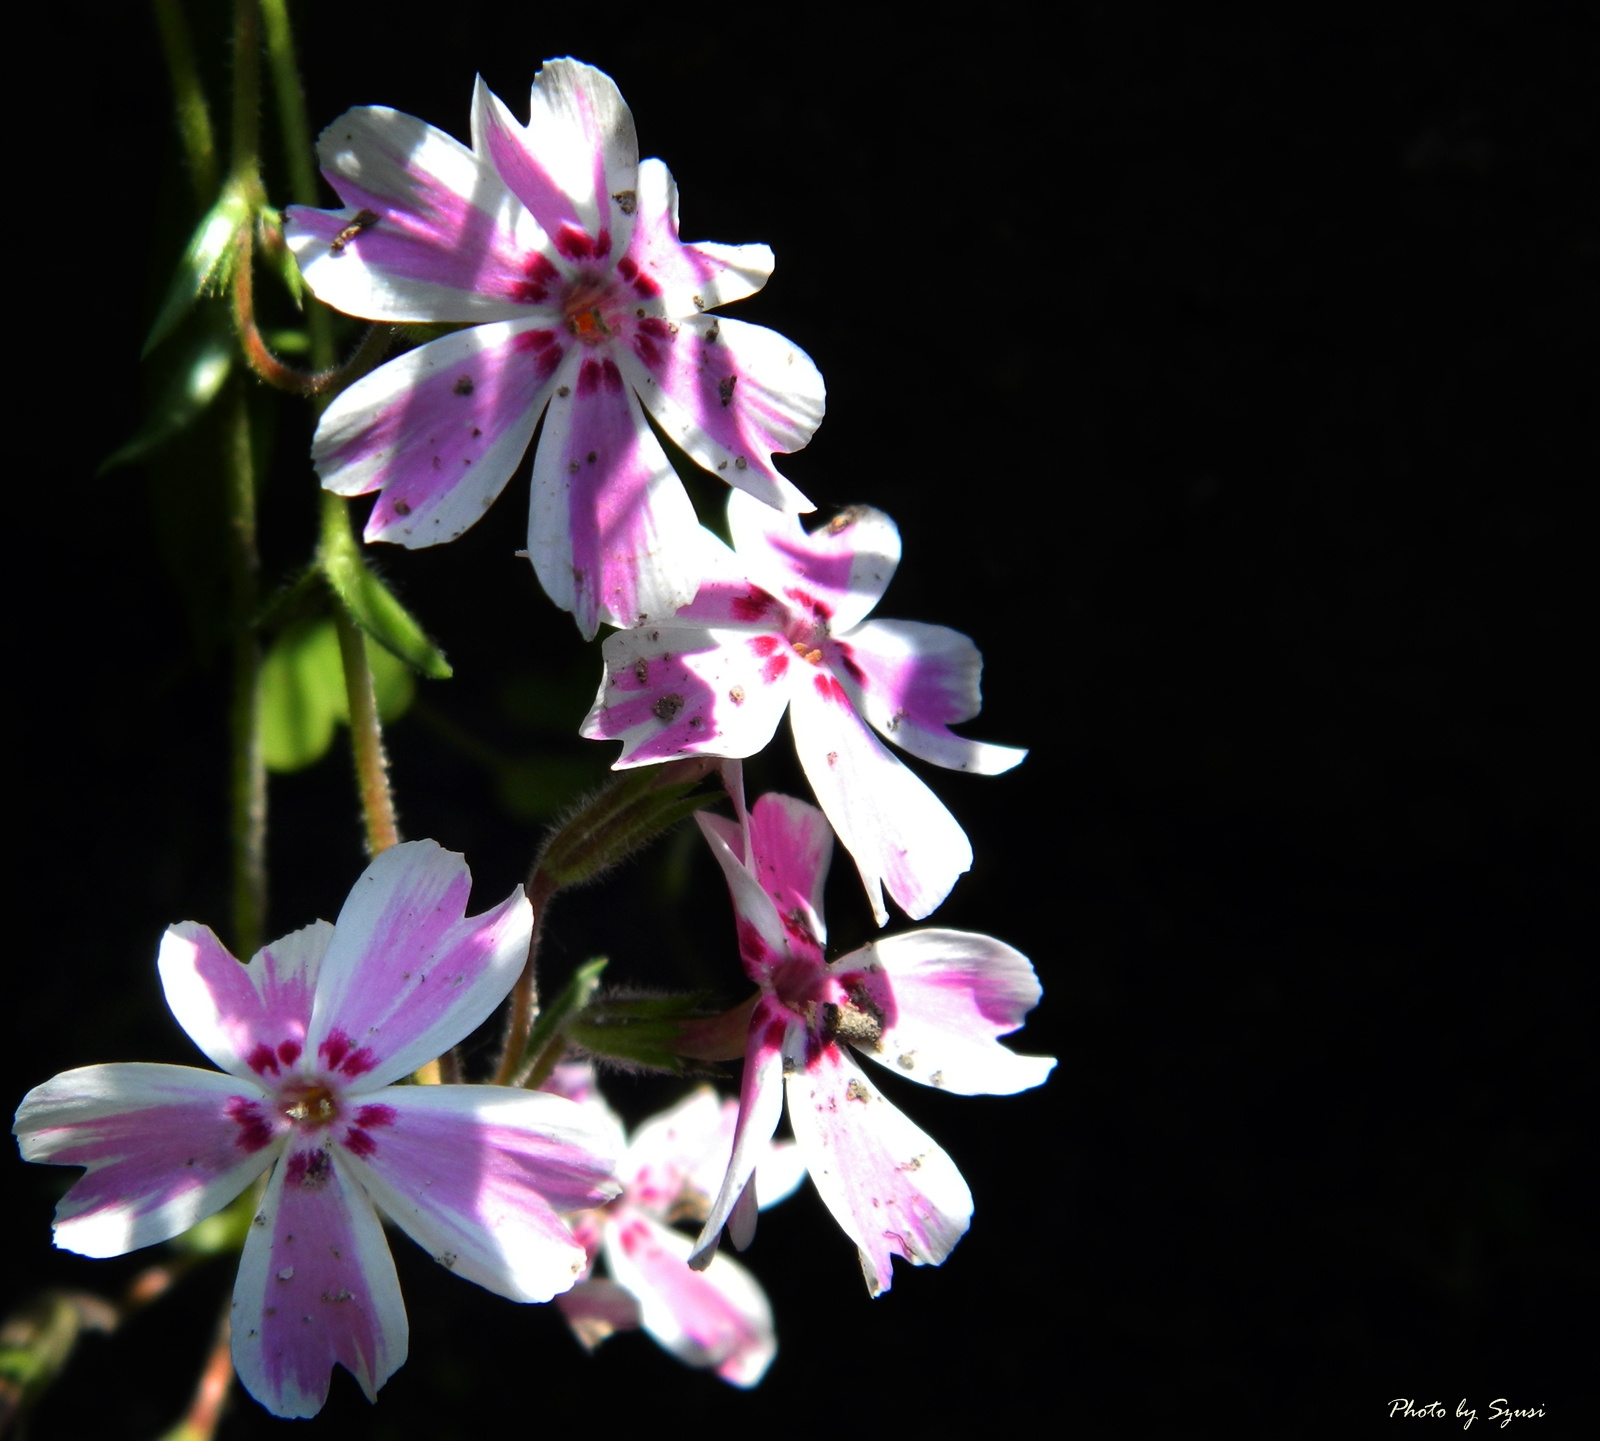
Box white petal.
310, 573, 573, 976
786, 1043, 971, 1297
688, 1010, 788, 1270
157, 919, 330, 1082
289, 104, 542, 323
838, 619, 1028, 775
789, 672, 973, 924
337, 1086, 620, 1304
603, 1210, 776, 1386
833, 931, 1056, 1095
14, 1063, 279, 1258
580, 618, 792, 767
307, 841, 532, 1090
312, 318, 559, 548
727, 490, 900, 633
231, 1144, 407, 1417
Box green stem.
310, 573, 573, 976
322, 494, 400, 857
259, 0, 333, 370
493, 871, 559, 1086
219, 0, 267, 961
228, 0, 260, 186
151, 0, 218, 207
258, 0, 317, 212
224, 376, 265, 959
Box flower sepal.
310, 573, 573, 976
534, 757, 718, 890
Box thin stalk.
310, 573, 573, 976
272, 0, 398, 874
493, 871, 559, 1086
330, 593, 400, 857
259, 0, 333, 370
218, 0, 267, 961
224, 377, 265, 958
229, 224, 308, 391
228, 0, 260, 185
258, 0, 317, 214
152, 0, 219, 207
332, 598, 415, 1098
155, 1304, 233, 1441
229, 227, 392, 394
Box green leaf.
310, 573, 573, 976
143, 185, 252, 356
320, 539, 453, 680
97, 326, 233, 474
515, 957, 608, 1086
260, 616, 415, 773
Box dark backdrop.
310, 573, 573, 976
8, 3, 1591, 1436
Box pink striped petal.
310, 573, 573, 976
556, 1277, 642, 1350
527, 357, 701, 638
231, 1145, 406, 1418
623, 1085, 726, 1211
313, 319, 564, 548
14, 1063, 281, 1259
688, 1005, 791, 1269
784, 1043, 971, 1297
306, 842, 532, 1090
336, 1086, 619, 1304
836, 620, 1028, 776
625, 314, 821, 514
676, 1092, 805, 1216
286, 106, 548, 322
471, 62, 636, 263
832, 931, 1056, 1096
580, 622, 789, 765
727, 491, 901, 633
625, 157, 775, 315
604, 1210, 776, 1387
789, 668, 973, 924
693, 814, 792, 976
157, 920, 329, 1083
745, 793, 834, 947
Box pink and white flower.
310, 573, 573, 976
688, 788, 1054, 1295
545, 1066, 804, 1386
286, 58, 824, 639
581, 491, 1027, 922
12, 842, 621, 1418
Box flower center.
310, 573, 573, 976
786, 618, 829, 664
562, 275, 619, 346
771, 955, 828, 1011
279, 1081, 340, 1130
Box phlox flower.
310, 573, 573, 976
689, 785, 1054, 1295
543, 1065, 804, 1386
286, 58, 824, 639
581, 491, 1026, 923
12, 842, 621, 1418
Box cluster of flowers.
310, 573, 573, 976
14, 60, 1052, 1418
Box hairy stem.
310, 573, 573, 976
493, 870, 559, 1086
228, 0, 260, 186
151, 0, 218, 207
258, 0, 333, 371
224, 376, 265, 958
330, 589, 400, 857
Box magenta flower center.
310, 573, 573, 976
770, 954, 828, 1012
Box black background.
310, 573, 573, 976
6, 3, 1592, 1436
